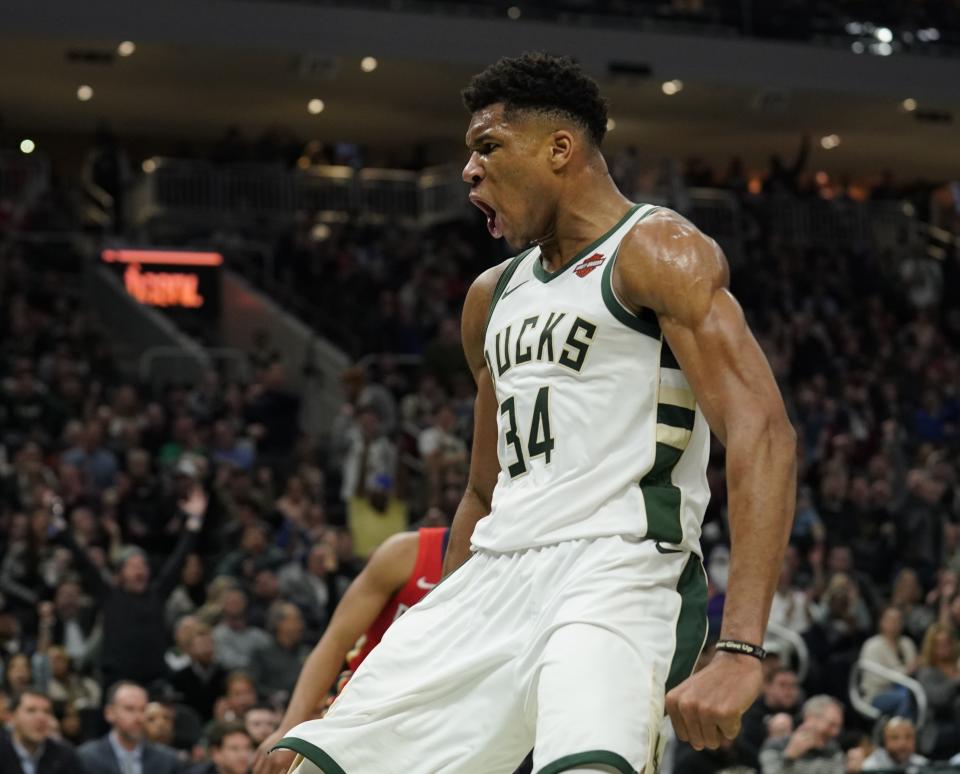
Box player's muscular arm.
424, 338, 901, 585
252, 532, 417, 774
441, 262, 507, 577
614, 209, 797, 750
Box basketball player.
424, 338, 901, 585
276, 52, 796, 774
251, 526, 448, 774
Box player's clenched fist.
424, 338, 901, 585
665, 651, 763, 750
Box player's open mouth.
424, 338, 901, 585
469, 195, 502, 239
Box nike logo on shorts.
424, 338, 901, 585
501, 279, 529, 299
654, 542, 684, 555
416, 577, 437, 590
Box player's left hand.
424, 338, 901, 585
665, 650, 763, 750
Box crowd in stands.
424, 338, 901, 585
1, 125, 959, 774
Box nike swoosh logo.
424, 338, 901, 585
416, 577, 437, 590
654, 542, 684, 555
501, 279, 529, 299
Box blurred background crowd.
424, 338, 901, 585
2, 0, 960, 772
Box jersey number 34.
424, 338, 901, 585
499, 386, 554, 478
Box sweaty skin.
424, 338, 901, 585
252, 532, 419, 774
446, 102, 797, 751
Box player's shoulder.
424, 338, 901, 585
366, 530, 420, 588
462, 251, 532, 364
617, 206, 729, 316
466, 252, 524, 306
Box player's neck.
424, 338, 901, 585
536, 175, 633, 273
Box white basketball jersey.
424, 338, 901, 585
471, 203, 711, 556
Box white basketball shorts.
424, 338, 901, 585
276, 534, 707, 774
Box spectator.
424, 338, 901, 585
215, 671, 258, 723
165, 554, 207, 628
768, 548, 814, 635
759, 695, 844, 774
915, 622, 960, 758
245, 362, 301, 465
339, 404, 397, 502
243, 703, 280, 747
249, 603, 307, 703
33, 645, 102, 712
210, 421, 254, 473
166, 615, 201, 673
65, 486, 208, 690
740, 667, 802, 766
115, 448, 163, 550
862, 717, 928, 771
277, 540, 343, 638
858, 607, 917, 720
212, 588, 270, 672
61, 419, 118, 496
247, 570, 282, 630
273, 474, 312, 530
0, 688, 84, 774
3, 653, 34, 697
673, 732, 756, 774
169, 622, 227, 720
189, 720, 253, 774
144, 701, 176, 747
78, 681, 181, 774
347, 473, 409, 560
889, 568, 935, 644
42, 581, 98, 668
215, 523, 285, 582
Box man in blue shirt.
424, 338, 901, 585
78, 681, 181, 774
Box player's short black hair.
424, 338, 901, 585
462, 52, 608, 146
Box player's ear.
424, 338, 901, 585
548, 130, 574, 171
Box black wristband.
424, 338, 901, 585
715, 639, 767, 660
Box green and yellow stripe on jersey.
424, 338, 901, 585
642, 340, 696, 545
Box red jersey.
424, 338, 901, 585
346, 527, 448, 671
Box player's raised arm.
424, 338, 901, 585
252, 531, 417, 774
441, 261, 508, 576
615, 208, 797, 750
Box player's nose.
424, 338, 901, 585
462, 153, 483, 185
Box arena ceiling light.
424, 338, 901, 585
820, 134, 841, 150
142, 159, 157, 173
902, 98, 918, 112
20, 139, 35, 154
661, 79, 683, 95
507, 6, 522, 19
606, 118, 616, 132
117, 41, 136, 57
307, 98, 325, 114
77, 84, 94, 102
360, 56, 378, 73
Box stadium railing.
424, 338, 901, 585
764, 621, 810, 683
127, 159, 931, 264
129, 158, 468, 229
849, 658, 929, 730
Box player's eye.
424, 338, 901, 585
480, 143, 497, 155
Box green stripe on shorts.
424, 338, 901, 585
537, 748, 638, 774
273, 738, 347, 774
666, 553, 709, 691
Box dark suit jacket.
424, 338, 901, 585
77, 735, 182, 774
0, 730, 85, 774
